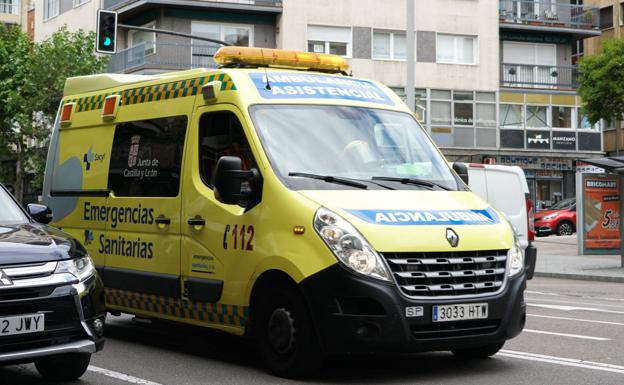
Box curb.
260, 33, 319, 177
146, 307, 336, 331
534, 271, 624, 284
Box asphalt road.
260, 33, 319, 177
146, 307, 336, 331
2, 277, 624, 385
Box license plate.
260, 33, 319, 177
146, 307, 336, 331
0, 314, 45, 336
433, 303, 488, 322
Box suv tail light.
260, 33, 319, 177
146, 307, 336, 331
526, 193, 535, 241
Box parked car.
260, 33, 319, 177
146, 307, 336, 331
0, 184, 105, 380
454, 163, 537, 279
534, 197, 576, 236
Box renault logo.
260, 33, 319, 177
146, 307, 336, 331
0, 269, 13, 286
446, 228, 459, 248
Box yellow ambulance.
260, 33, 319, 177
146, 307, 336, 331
42, 47, 527, 377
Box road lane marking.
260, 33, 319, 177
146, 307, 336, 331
523, 328, 610, 341
528, 314, 624, 327
526, 297, 624, 310
499, 350, 624, 375
529, 303, 624, 315
88, 366, 163, 385
526, 290, 624, 303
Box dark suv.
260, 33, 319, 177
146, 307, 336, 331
0, 184, 105, 380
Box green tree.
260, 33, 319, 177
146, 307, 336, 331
578, 39, 624, 125
0, 25, 108, 202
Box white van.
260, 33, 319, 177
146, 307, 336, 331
454, 163, 536, 279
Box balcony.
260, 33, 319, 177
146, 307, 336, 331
500, 63, 578, 90
499, 0, 601, 36
104, 0, 282, 13
108, 41, 219, 74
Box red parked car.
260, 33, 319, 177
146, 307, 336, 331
534, 197, 576, 236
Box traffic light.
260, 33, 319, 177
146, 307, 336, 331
96, 9, 117, 54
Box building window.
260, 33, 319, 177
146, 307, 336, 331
577, 111, 599, 131
191, 21, 253, 67
43, 0, 59, 20
600, 6, 613, 29
475, 92, 496, 128
453, 91, 474, 126
552, 106, 572, 129
526, 105, 549, 128
307, 25, 351, 57
0, 0, 19, 14
73, 0, 89, 7
129, 22, 156, 56
436, 34, 477, 65
372, 30, 406, 60
500, 104, 524, 129
391, 88, 426, 123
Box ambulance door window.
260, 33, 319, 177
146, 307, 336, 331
108, 116, 187, 197
198, 111, 257, 190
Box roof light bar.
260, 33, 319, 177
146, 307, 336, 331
214, 47, 349, 73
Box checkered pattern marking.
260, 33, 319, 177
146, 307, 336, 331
64, 73, 236, 113
105, 288, 249, 327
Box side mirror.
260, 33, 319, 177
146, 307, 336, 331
214, 156, 255, 205
452, 162, 469, 185
27, 204, 53, 224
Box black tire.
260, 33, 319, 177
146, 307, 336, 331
254, 284, 322, 378
35, 353, 91, 381
556, 221, 574, 236
452, 342, 505, 359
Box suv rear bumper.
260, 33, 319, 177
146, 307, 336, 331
300, 263, 526, 355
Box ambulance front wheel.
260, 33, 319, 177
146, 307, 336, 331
255, 284, 323, 378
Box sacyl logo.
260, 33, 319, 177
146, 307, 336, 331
0, 269, 13, 286
83, 148, 106, 171
446, 228, 459, 248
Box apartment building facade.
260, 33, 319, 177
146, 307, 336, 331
583, 0, 624, 155
33, 0, 605, 208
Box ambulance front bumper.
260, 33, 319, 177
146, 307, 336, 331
299, 263, 526, 355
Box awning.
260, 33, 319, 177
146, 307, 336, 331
580, 156, 624, 174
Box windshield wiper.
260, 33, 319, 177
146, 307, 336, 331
288, 172, 368, 189
371, 176, 453, 191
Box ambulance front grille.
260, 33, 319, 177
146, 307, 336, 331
381, 250, 508, 298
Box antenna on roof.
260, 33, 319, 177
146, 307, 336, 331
260, 49, 272, 90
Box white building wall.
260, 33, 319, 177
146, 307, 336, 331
34, 0, 99, 42
278, 0, 499, 91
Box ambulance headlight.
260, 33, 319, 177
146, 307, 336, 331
508, 234, 524, 277
314, 208, 390, 281
56, 256, 96, 282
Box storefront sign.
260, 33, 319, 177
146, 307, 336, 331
527, 131, 550, 150
536, 170, 563, 179
552, 132, 577, 150
577, 161, 605, 174
497, 156, 573, 171
578, 132, 601, 152
583, 175, 621, 250
500, 31, 571, 45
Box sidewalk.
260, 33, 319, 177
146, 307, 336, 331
533, 235, 624, 283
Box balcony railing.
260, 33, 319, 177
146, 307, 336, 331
0, 1, 19, 15
501, 63, 579, 89
108, 42, 221, 74
104, 0, 282, 10
499, 0, 600, 30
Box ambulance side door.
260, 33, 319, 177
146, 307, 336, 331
102, 115, 187, 310
181, 104, 263, 324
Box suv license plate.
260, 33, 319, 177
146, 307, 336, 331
433, 303, 488, 322
0, 314, 45, 336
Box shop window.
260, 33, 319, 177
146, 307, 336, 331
476, 103, 496, 127
453, 90, 474, 127
454, 127, 474, 147
108, 116, 187, 197
500, 104, 524, 129
577, 110, 599, 131
552, 106, 572, 129
431, 101, 451, 126
391, 88, 426, 123
526, 105, 549, 128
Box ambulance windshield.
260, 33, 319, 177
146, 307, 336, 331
250, 105, 459, 191
0, 187, 28, 224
